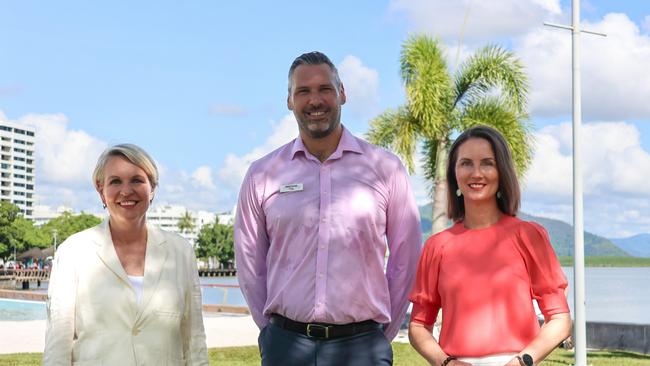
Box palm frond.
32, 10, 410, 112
454, 45, 529, 114
400, 34, 454, 138
459, 97, 533, 175
366, 107, 420, 174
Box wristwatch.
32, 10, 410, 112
516, 354, 534, 366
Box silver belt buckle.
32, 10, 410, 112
306, 323, 330, 338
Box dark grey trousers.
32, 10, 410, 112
258, 322, 393, 366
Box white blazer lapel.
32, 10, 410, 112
93, 220, 131, 288
135, 224, 167, 321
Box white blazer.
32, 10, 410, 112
43, 220, 209, 366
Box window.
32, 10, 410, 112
0, 126, 12, 132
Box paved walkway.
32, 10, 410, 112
0, 313, 260, 354
0, 313, 411, 355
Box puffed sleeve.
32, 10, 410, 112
408, 236, 444, 326
43, 241, 77, 365
517, 221, 570, 317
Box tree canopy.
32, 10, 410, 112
195, 218, 234, 267
367, 34, 532, 234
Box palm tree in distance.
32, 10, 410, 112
177, 210, 196, 234
367, 34, 533, 235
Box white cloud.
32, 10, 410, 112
522, 121, 650, 237
518, 13, 650, 120
191, 166, 216, 190
337, 55, 380, 118
389, 0, 562, 43
16, 113, 108, 186
219, 114, 298, 189
643, 15, 650, 34
0, 111, 108, 211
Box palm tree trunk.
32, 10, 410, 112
431, 138, 449, 234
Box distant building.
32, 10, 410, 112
32, 205, 74, 226
146, 204, 234, 245
0, 120, 36, 218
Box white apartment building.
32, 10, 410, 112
31, 205, 76, 226
146, 204, 234, 245
0, 121, 36, 219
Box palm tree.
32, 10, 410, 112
177, 210, 196, 234
367, 34, 532, 235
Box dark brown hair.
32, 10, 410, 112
446, 125, 520, 221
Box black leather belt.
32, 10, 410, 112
269, 314, 381, 339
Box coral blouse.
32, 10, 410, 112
409, 215, 569, 357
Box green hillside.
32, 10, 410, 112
418, 204, 630, 257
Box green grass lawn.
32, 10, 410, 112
3, 344, 649, 365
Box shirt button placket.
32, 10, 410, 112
315, 164, 331, 319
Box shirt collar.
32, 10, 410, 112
290, 125, 363, 161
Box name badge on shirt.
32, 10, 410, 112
280, 183, 304, 193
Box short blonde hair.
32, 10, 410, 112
93, 143, 159, 189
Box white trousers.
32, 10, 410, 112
457, 353, 518, 366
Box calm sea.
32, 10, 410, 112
562, 267, 650, 324
3, 268, 648, 324
201, 268, 650, 325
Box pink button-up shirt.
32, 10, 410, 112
234, 127, 421, 340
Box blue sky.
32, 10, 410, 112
1, 0, 649, 238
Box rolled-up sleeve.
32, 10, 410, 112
43, 243, 77, 366
384, 163, 422, 340
234, 165, 270, 329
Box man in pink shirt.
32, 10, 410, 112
234, 51, 421, 366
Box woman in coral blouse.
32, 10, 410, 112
408, 126, 571, 366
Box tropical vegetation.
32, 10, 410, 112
195, 217, 235, 268
0, 202, 100, 262
367, 34, 532, 234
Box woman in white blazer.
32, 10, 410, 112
44, 143, 209, 366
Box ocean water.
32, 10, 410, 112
2, 269, 650, 324
563, 267, 650, 324
0, 299, 47, 321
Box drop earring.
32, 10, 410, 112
497, 191, 502, 199
456, 189, 462, 197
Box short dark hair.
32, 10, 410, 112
288, 51, 341, 92
446, 125, 520, 221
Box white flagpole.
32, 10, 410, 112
571, 0, 587, 365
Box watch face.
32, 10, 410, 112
522, 354, 534, 366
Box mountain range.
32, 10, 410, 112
610, 234, 650, 257
418, 204, 648, 257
